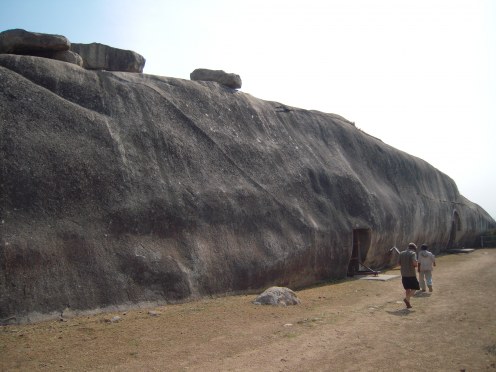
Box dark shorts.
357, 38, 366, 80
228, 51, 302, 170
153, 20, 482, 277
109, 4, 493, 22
402, 276, 420, 290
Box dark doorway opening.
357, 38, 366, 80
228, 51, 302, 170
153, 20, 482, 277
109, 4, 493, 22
447, 210, 461, 249
347, 228, 373, 276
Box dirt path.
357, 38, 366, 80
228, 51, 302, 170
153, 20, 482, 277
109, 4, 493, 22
1, 249, 495, 371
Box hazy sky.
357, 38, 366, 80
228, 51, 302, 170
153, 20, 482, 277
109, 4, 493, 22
2, 0, 495, 219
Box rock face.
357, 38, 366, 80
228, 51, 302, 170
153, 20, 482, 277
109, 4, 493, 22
190, 68, 242, 89
0, 54, 494, 323
253, 287, 301, 306
71, 43, 146, 72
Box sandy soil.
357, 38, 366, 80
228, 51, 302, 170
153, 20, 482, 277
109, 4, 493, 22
1, 249, 495, 372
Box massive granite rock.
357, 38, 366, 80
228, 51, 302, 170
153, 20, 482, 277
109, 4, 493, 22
0, 54, 494, 323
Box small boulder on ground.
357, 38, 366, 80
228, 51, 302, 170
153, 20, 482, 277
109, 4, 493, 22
104, 316, 122, 323
190, 68, 242, 89
71, 42, 146, 73
61, 307, 77, 319
253, 286, 301, 306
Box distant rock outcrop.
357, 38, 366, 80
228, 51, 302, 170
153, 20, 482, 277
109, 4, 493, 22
0, 39, 494, 324
71, 43, 145, 73
0, 29, 144, 72
190, 68, 242, 89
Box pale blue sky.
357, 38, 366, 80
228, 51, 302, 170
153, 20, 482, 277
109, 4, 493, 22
2, 0, 495, 219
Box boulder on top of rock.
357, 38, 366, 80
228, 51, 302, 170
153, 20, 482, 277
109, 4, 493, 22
253, 287, 301, 306
48, 50, 83, 67
71, 42, 145, 73
0, 28, 70, 54
190, 68, 242, 89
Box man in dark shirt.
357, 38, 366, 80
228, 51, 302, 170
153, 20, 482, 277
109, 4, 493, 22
398, 242, 420, 308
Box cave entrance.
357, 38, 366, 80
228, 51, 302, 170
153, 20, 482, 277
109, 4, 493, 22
347, 228, 372, 277
447, 210, 461, 249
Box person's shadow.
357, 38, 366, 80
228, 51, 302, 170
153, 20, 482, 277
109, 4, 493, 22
386, 309, 415, 316
414, 292, 432, 298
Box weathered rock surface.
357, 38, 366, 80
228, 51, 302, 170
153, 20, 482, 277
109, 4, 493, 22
0, 54, 494, 323
190, 68, 242, 89
0, 28, 70, 54
253, 287, 301, 306
70, 43, 146, 72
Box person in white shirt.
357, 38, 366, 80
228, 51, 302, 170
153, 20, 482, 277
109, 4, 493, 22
417, 244, 436, 292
